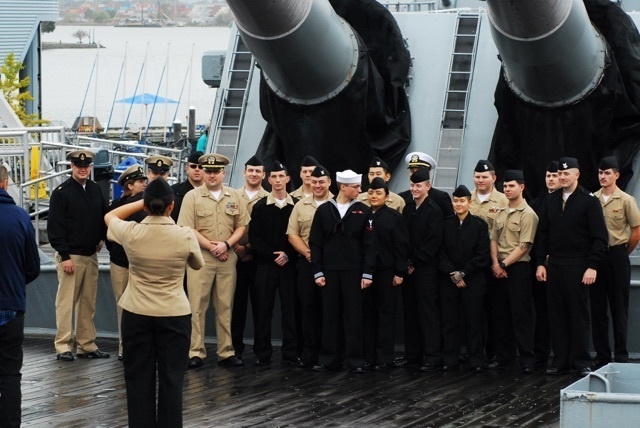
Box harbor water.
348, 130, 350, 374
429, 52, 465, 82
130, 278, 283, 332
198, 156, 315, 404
41, 25, 231, 130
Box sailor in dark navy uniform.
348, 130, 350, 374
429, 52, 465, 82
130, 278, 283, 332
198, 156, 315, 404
48, 149, 109, 361
309, 169, 375, 373
399, 152, 454, 217
170, 151, 204, 222
363, 178, 410, 370
535, 157, 608, 376
401, 168, 444, 371
439, 185, 490, 372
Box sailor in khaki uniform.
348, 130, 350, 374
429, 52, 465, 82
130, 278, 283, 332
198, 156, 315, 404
47, 150, 109, 361
231, 155, 268, 359
144, 155, 173, 182
591, 156, 640, 367
470, 160, 508, 232
357, 156, 405, 213
105, 178, 204, 427
489, 170, 538, 373
178, 153, 250, 368
287, 165, 333, 367
290, 155, 319, 200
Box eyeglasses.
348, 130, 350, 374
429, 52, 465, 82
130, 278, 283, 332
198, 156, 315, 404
188, 164, 204, 170
345, 184, 361, 189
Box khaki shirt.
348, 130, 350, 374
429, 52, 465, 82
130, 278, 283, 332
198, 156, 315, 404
490, 200, 539, 262
358, 190, 406, 213
287, 195, 332, 246
107, 216, 204, 317
290, 185, 312, 200
470, 187, 509, 234
177, 185, 250, 242
235, 186, 269, 246
594, 187, 640, 246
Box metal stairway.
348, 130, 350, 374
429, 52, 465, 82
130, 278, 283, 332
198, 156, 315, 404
209, 28, 255, 184
432, 13, 481, 193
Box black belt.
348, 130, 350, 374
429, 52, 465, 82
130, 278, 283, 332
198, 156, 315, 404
607, 244, 627, 252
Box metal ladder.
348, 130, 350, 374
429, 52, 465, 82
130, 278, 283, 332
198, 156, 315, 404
210, 29, 255, 184
432, 13, 481, 193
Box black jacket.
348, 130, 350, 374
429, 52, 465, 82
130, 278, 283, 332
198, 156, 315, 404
400, 187, 454, 217
403, 197, 443, 267
47, 178, 107, 260
170, 180, 195, 222
249, 196, 298, 265
372, 205, 410, 277
105, 193, 147, 268
439, 213, 490, 283
535, 185, 608, 268
309, 198, 375, 279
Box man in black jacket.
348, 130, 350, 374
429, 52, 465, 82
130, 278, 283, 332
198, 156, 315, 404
402, 168, 444, 372
170, 151, 203, 222
399, 151, 454, 217
535, 157, 608, 376
249, 161, 300, 366
309, 169, 375, 373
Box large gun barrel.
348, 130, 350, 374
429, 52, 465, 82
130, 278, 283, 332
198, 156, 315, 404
226, 0, 359, 105
487, 0, 606, 107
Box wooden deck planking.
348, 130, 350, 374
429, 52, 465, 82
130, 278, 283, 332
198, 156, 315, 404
18, 334, 601, 427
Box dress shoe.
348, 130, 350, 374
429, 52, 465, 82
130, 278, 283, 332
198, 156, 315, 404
351, 366, 365, 374
77, 349, 110, 359
521, 366, 534, 374
442, 364, 459, 372
471, 365, 483, 373
282, 357, 304, 367
591, 359, 610, 370
579, 367, 592, 377
419, 362, 442, 372
545, 367, 567, 376
458, 354, 470, 364
56, 351, 74, 361
373, 363, 391, 371
218, 356, 243, 367
363, 361, 372, 370
392, 356, 407, 368
255, 358, 271, 366
188, 357, 203, 369
484, 360, 508, 370
311, 364, 328, 372
117, 353, 124, 361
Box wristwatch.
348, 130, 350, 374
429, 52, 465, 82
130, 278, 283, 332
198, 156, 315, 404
499, 261, 506, 269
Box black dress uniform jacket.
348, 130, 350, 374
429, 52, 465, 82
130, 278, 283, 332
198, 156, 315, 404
170, 180, 195, 222
249, 196, 299, 264
48, 178, 107, 260
309, 199, 375, 278
438, 213, 490, 281
400, 187, 454, 217
403, 198, 444, 267
105, 194, 148, 268
372, 205, 410, 277
535, 186, 608, 268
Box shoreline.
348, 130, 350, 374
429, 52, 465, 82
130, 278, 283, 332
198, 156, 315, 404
42, 41, 106, 50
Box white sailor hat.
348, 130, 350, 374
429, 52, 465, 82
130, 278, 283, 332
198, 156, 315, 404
336, 169, 362, 184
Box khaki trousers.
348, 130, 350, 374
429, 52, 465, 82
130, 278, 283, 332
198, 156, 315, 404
54, 253, 99, 354
109, 262, 129, 354
187, 250, 237, 360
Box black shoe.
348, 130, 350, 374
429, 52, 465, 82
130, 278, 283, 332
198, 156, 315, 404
579, 367, 592, 377
311, 364, 328, 372
471, 365, 483, 373
77, 349, 110, 359
458, 354, 470, 364
419, 362, 441, 372
351, 366, 365, 374
188, 357, 203, 369
363, 361, 373, 370
392, 356, 407, 368
522, 366, 534, 374
117, 353, 123, 361
442, 364, 459, 372
484, 360, 507, 370
373, 363, 391, 371
282, 357, 304, 367
56, 351, 75, 361
545, 367, 567, 376
218, 356, 243, 367
255, 358, 271, 366
592, 359, 610, 370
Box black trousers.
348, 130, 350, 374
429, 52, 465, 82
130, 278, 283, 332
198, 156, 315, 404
411, 265, 442, 365
253, 263, 298, 360
547, 263, 592, 370
401, 270, 422, 365
231, 258, 258, 358
122, 310, 191, 428
363, 268, 399, 365
0, 312, 24, 428
296, 257, 322, 365
492, 262, 535, 367
531, 260, 550, 364
320, 270, 364, 369
441, 278, 485, 367
590, 245, 630, 363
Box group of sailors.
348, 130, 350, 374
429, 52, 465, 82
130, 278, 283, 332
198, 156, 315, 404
45, 147, 640, 425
